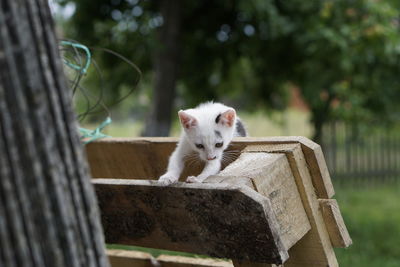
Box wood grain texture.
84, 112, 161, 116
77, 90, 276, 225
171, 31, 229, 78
87, 138, 349, 266
87, 139, 203, 180
95, 179, 288, 264
157, 255, 233, 267
297, 137, 335, 199
87, 137, 335, 199
244, 144, 338, 267
213, 153, 310, 251
239, 137, 335, 199
319, 199, 352, 248
0, 0, 109, 266
107, 250, 154, 267
232, 260, 274, 267
107, 249, 233, 267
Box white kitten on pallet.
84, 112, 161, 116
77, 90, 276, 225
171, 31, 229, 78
159, 102, 247, 185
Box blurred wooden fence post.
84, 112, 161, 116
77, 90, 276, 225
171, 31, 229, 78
0, 0, 109, 266
323, 121, 400, 183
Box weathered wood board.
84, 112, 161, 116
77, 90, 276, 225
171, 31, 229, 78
231, 260, 274, 267
107, 249, 233, 267
209, 153, 310, 251
244, 144, 341, 266
107, 250, 154, 267
95, 179, 288, 264
87, 137, 351, 267
87, 138, 197, 180
319, 199, 352, 248
87, 137, 334, 199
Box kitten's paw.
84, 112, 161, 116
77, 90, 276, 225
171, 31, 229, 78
186, 176, 203, 183
158, 174, 178, 186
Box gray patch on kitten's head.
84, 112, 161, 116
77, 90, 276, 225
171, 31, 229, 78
215, 113, 221, 124
235, 119, 247, 137
214, 130, 222, 138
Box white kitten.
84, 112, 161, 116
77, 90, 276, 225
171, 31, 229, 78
158, 102, 247, 185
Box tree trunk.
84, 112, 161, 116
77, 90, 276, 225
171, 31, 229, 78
142, 0, 181, 136
311, 93, 335, 145
312, 114, 324, 146
0, 1, 109, 266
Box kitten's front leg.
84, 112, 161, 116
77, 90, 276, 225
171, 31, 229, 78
159, 145, 186, 186
186, 160, 221, 183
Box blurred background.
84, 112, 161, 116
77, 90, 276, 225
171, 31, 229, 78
51, 0, 399, 266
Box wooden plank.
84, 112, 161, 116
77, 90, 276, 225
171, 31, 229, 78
87, 137, 335, 199
239, 137, 335, 199
319, 199, 352, 248
157, 255, 233, 267
211, 153, 310, 251
280, 146, 338, 267
107, 249, 154, 267
296, 137, 335, 199
87, 138, 346, 265
231, 259, 274, 267
244, 144, 339, 267
87, 139, 177, 180
94, 179, 288, 264
107, 249, 233, 267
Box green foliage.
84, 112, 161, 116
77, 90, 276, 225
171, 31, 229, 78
291, 0, 400, 127
57, 0, 400, 136
57, 0, 295, 114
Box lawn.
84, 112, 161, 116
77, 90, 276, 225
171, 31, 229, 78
334, 183, 400, 267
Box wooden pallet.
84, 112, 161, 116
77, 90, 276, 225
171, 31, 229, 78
87, 137, 352, 267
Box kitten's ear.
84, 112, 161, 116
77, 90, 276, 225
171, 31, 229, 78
178, 110, 197, 130
217, 109, 236, 127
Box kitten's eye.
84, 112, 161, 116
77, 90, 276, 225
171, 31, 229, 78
215, 142, 223, 148
195, 144, 204, 149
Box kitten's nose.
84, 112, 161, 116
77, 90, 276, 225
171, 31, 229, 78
207, 156, 217, 161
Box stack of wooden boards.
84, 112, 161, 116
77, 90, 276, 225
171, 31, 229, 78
87, 137, 352, 267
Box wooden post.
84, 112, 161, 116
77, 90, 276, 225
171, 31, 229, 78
0, 0, 109, 266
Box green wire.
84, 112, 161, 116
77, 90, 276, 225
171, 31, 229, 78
60, 40, 91, 74
79, 117, 112, 145
60, 40, 112, 144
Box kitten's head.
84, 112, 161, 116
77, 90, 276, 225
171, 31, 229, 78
178, 108, 236, 162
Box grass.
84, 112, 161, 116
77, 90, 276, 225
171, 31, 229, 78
334, 183, 400, 267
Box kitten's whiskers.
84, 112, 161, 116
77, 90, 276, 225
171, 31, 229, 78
222, 150, 241, 165
183, 153, 201, 168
